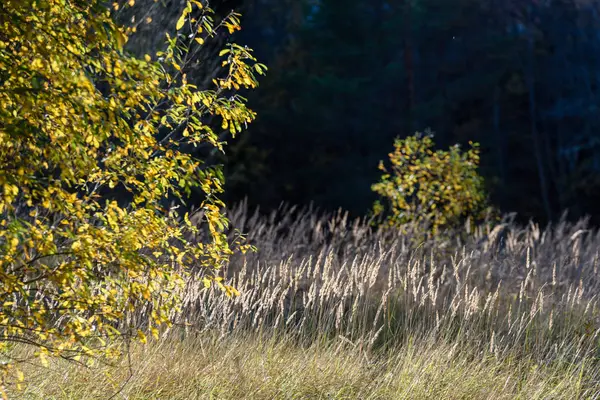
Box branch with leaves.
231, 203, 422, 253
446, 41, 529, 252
0, 0, 265, 393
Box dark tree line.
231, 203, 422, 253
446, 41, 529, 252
125, 0, 600, 224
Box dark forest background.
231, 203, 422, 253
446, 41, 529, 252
126, 0, 600, 225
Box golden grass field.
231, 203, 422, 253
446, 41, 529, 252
14, 204, 600, 399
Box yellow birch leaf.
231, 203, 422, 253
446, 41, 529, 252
39, 352, 48, 367
137, 330, 147, 344
176, 9, 189, 31
150, 327, 159, 340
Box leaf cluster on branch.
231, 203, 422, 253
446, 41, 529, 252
0, 0, 264, 389
372, 132, 491, 235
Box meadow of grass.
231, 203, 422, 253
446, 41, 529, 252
13, 203, 600, 399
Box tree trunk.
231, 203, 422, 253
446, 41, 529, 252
403, 0, 416, 132
525, 21, 553, 222
493, 86, 506, 188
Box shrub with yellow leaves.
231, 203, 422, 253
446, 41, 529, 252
372, 132, 490, 235
0, 0, 264, 391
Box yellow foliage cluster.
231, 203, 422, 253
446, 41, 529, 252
0, 0, 264, 389
372, 132, 489, 234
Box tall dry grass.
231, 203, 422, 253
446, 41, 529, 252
15, 202, 600, 398
180, 203, 600, 358
21, 334, 595, 399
